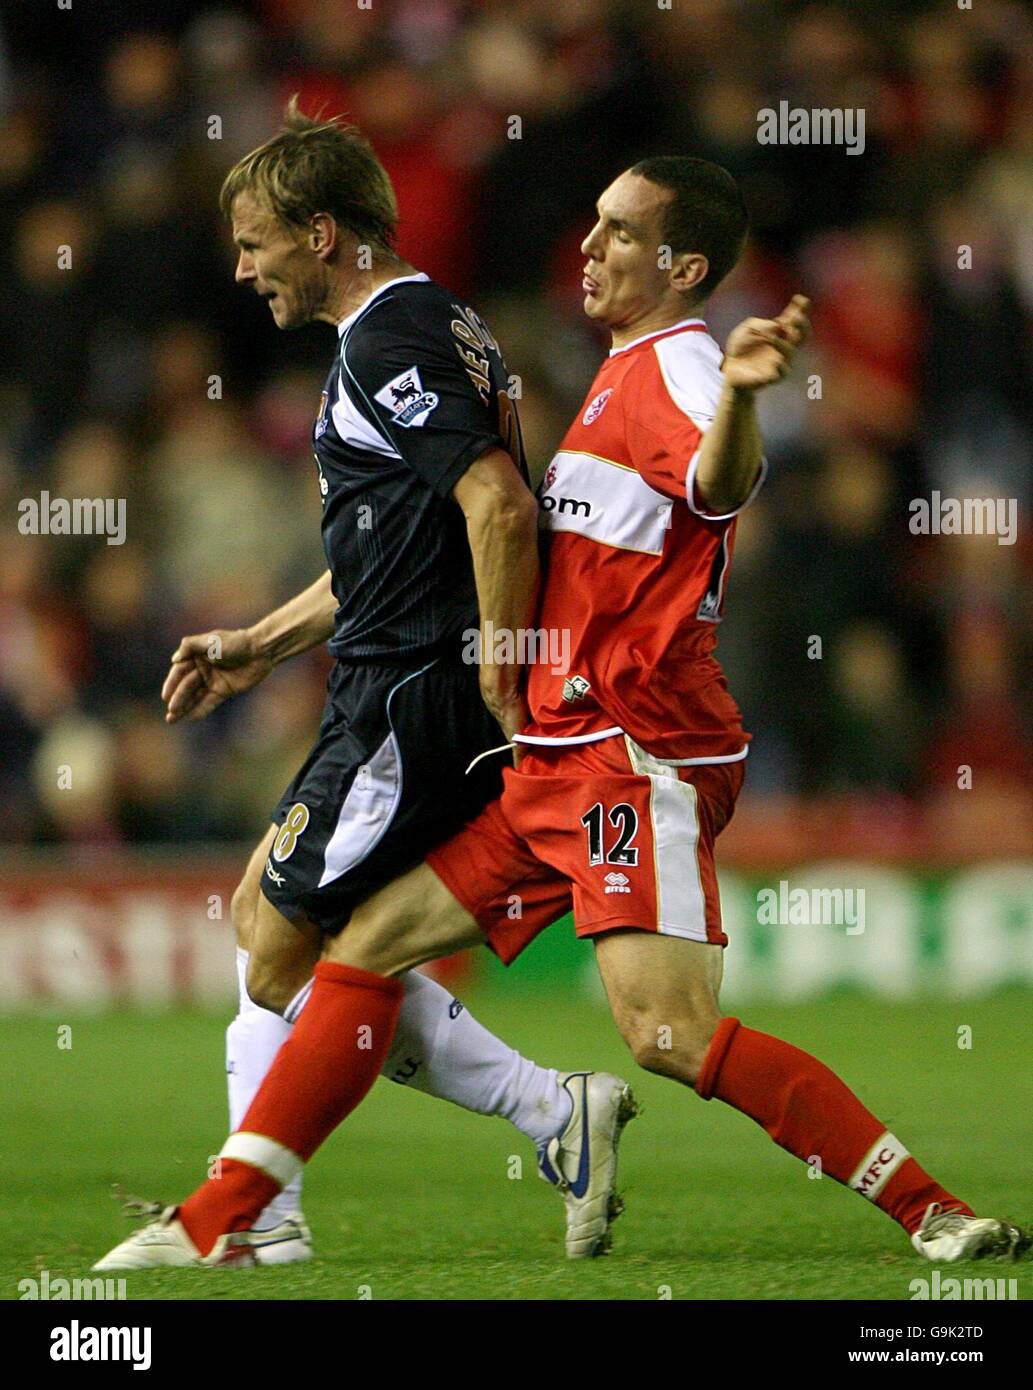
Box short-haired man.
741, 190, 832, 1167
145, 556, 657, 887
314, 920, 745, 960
100, 157, 1026, 1270
134, 102, 635, 1265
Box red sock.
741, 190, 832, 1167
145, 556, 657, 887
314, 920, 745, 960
697, 1018, 972, 1234
179, 961, 403, 1255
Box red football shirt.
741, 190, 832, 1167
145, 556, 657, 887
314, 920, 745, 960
518, 318, 766, 764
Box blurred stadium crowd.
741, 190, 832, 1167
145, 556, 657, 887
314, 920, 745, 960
1, 0, 1030, 855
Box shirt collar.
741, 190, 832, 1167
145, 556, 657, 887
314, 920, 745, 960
608, 317, 707, 356
337, 272, 431, 337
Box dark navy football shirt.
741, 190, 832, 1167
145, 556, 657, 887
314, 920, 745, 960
313, 272, 527, 660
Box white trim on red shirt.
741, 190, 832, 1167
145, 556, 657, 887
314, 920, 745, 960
686, 449, 769, 521
608, 317, 707, 356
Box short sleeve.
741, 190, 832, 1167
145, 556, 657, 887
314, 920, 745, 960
342, 297, 505, 498
624, 330, 766, 518
623, 400, 704, 502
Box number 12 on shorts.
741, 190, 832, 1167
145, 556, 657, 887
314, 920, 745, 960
581, 802, 639, 867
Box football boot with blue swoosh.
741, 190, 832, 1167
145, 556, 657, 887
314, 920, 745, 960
537, 1071, 639, 1258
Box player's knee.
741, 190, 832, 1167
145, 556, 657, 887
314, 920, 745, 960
621, 1009, 718, 1087
245, 956, 293, 1016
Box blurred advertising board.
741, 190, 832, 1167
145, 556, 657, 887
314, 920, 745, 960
0, 853, 1030, 1006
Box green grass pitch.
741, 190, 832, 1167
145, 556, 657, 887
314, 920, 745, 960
2, 991, 1030, 1301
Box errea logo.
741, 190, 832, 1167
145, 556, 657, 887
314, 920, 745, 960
604, 872, 631, 894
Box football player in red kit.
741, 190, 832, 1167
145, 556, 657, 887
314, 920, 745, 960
98, 157, 1027, 1271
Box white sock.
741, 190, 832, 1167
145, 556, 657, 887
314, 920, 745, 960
384, 970, 572, 1149
226, 949, 304, 1229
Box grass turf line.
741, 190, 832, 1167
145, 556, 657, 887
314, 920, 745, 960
2, 992, 1030, 1301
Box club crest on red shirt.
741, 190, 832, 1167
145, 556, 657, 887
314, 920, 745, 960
582, 389, 613, 425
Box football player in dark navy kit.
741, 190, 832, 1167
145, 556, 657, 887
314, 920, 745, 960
234, 232, 531, 937
151, 102, 630, 1262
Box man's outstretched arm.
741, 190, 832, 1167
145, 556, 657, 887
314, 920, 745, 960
247, 568, 338, 666
693, 294, 810, 515
162, 569, 338, 723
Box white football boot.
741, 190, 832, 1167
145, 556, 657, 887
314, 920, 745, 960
98, 1189, 312, 1269
92, 1207, 259, 1271
911, 1202, 1028, 1262
537, 1071, 638, 1258
250, 1213, 313, 1265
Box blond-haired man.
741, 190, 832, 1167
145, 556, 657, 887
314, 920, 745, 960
143, 102, 633, 1263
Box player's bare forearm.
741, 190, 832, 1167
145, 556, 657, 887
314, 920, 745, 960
248, 569, 338, 666
453, 450, 540, 740
695, 294, 811, 514
693, 384, 764, 515
163, 572, 336, 723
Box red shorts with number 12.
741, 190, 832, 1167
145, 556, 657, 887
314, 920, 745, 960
427, 732, 744, 964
